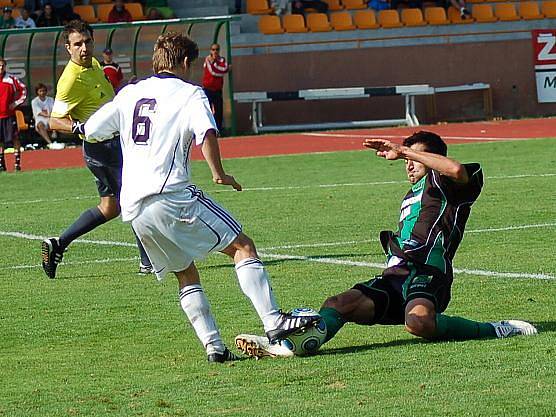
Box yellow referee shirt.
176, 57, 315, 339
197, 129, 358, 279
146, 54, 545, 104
51, 57, 114, 141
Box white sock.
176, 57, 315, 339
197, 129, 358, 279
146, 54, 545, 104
235, 258, 281, 332
179, 284, 225, 355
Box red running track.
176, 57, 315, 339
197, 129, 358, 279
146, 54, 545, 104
2, 118, 555, 172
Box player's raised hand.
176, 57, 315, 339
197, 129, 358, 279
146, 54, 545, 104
214, 174, 242, 191
363, 139, 404, 160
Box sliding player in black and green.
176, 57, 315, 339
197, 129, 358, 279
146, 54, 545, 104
235, 131, 536, 359
318, 131, 537, 344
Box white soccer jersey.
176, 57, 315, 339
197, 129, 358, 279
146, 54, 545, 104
85, 73, 217, 221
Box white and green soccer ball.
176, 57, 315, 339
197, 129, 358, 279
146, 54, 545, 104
281, 308, 327, 356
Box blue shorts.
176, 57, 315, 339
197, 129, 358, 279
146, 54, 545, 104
83, 138, 122, 198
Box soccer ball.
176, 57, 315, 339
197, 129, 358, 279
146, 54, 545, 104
281, 308, 327, 356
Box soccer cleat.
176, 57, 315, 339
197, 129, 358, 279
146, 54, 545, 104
41, 238, 64, 279
207, 347, 242, 363
138, 263, 153, 275
490, 320, 538, 338
235, 334, 294, 359
265, 310, 320, 343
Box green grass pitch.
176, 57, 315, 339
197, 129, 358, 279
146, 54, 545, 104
1, 138, 555, 416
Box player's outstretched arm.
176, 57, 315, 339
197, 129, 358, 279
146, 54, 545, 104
363, 138, 469, 183
201, 129, 242, 191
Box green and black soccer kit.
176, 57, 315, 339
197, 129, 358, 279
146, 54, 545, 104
354, 163, 483, 324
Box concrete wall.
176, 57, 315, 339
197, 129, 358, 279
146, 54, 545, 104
231, 37, 556, 133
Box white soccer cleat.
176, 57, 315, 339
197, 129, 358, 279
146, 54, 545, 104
235, 334, 294, 359
490, 320, 538, 338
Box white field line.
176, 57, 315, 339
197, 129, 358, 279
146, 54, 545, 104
1, 224, 555, 279
258, 252, 556, 281
2, 173, 556, 205
300, 132, 537, 142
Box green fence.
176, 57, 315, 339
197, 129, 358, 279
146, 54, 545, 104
0, 16, 238, 135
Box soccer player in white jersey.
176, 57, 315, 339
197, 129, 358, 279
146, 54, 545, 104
84, 32, 319, 363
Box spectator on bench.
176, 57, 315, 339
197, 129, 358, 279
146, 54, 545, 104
15, 8, 36, 28
31, 83, 63, 149
0, 7, 15, 29
36, 4, 61, 28
108, 0, 133, 23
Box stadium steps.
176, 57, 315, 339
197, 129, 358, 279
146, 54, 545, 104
167, 0, 235, 18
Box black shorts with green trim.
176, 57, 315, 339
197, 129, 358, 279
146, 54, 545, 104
352, 263, 452, 325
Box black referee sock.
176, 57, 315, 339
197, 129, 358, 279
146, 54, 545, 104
59, 207, 107, 249
0, 152, 5, 170
14, 152, 21, 170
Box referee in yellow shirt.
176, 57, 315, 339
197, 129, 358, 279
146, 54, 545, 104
41, 20, 151, 279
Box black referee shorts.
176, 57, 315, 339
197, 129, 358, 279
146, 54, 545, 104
83, 137, 123, 198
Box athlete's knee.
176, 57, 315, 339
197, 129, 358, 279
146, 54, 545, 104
98, 198, 120, 220
224, 232, 257, 260
405, 311, 436, 339
322, 294, 343, 310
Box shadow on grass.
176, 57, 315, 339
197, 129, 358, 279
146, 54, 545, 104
534, 321, 556, 333
319, 337, 423, 356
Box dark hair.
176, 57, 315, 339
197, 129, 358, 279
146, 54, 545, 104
35, 83, 48, 94
0, 57, 5, 65
403, 131, 447, 156
62, 20, 94, 45
152, 32, 199, 74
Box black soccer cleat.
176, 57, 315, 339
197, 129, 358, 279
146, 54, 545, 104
266, 310, 320, 344
41, 238, 64, 279
207, 347, 241, 363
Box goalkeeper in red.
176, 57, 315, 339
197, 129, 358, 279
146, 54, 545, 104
237, 131, 537, 359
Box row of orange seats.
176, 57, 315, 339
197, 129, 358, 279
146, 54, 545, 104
73, 3, 146, 23
0, 0, 115, 7
259, 1, 554, 33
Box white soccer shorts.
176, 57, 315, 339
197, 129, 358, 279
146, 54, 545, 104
131, 185, 242, 280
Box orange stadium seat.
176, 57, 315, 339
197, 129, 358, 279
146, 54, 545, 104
472, 4, 497, 22
519, 1, 544, 20
89, 0, 112, 3
283, 14, 308, 32
494, 3, 519, 21
307, 13, 332, 31
0, 0, 12, 7
354, 9, 379, 28
324, 0, 344, 11
378, 9, 403, 28
342, 0, 367, 10
15, 110, 28, 132
13, 0, 24, 6
247, 0, 273, 14
448, 6, 474, 23
330, 11, 356, 30
401, 8, 426, 26
127, 3, 145, 20
424, 7, 450, 25
541, 1, 556, 18
74, 5, 98, 23
96, 4, 113, 22
258, 15, 284, 34
11, 8, 20, 18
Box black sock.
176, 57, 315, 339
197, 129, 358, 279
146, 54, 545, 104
133, 228, 151, 267
59, 207, 107, 249
0, 152, 5, 169
14, 152, 20, 169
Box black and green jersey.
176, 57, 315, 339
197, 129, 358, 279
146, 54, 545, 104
384, 163, 483, 275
